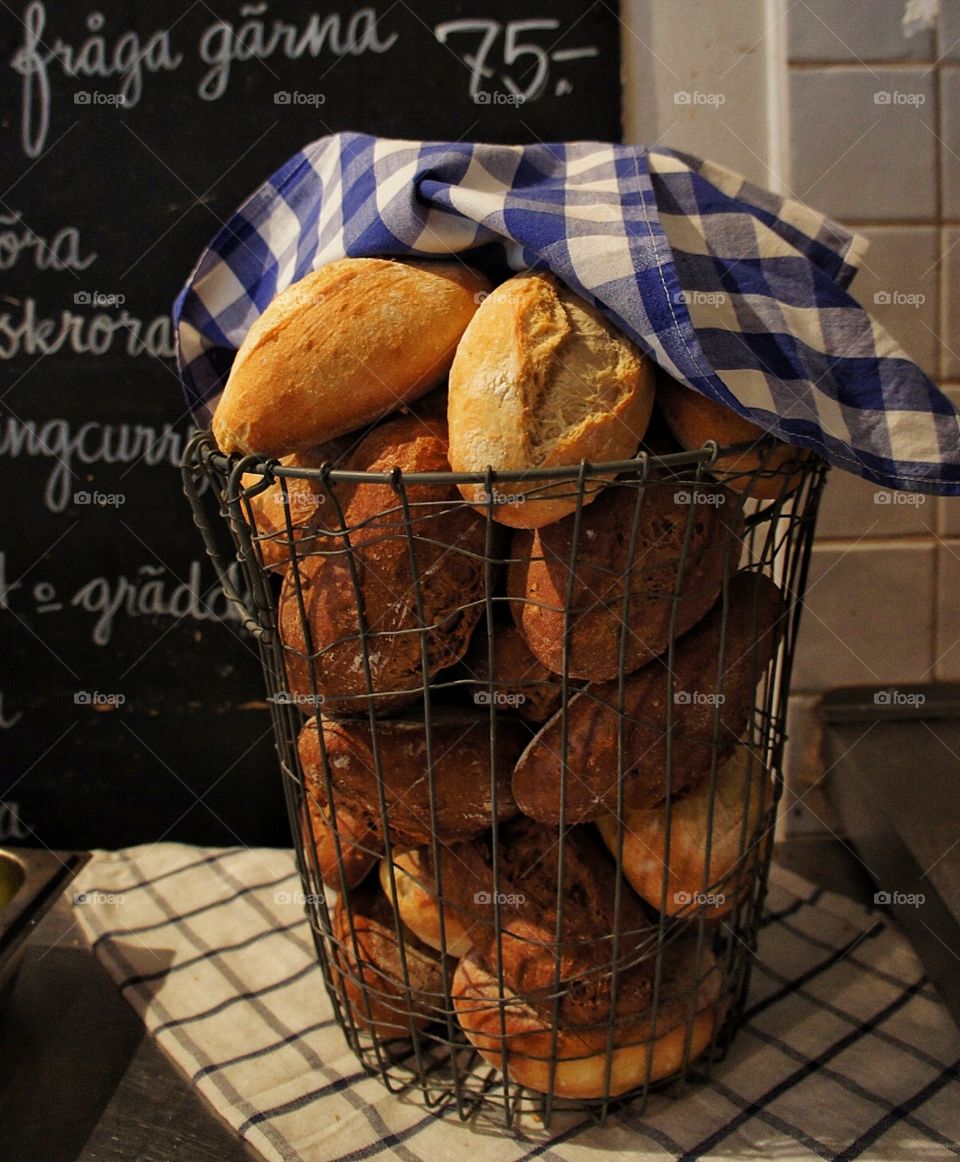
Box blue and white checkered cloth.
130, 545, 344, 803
174, 133, 960, 495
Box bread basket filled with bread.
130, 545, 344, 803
177, 135, 957, 1128
182, 253, 823, 1124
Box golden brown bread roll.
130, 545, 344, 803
213, 258, 490, 456
508, 475, 740, 681
278, 413, 489, 715
330, 881, 447, 1042
242, 439, 351, 572
297, 711, 526, 849
512, 571, 784, 824
378, 850, 473, 957
596, 744, 773, 919
301, 791, 380, 891
453, 939, 722, 1098
448, 272, 655, 528
656, 372, 810, 500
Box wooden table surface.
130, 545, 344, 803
0, 893, 257, 1162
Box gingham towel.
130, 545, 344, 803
174, 134, 960, 495
72, 844, 960, 1162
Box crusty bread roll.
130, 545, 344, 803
461, 621, 567, 724
301, 791, 380, 891
278, 414, 489, 715
448, 272, 655, 528
411, 817, 653, 994
512, 571, 784, 824
596, 744, 773, 919
297, 711, 526, 849
378, 850, 473, 957
330, 882, 446, 1042
213, 258, 490, 456
242, 439, 350, 572
656, 371, 809, 500
453, 939, 722, 1098
508, 475, 739, 682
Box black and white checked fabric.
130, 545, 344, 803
72, 845, 960, 1161
174, 134, 960, 494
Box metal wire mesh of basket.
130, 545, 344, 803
182, 427, 827, 1131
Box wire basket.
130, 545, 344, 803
183, 429, 827, 1131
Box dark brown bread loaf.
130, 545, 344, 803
415, 816, 653, 996
330, 880, 447, 1041
461, 621, 566, 724
508, 475, 740, 682
297, 711, 527, 849
453, 937, 722, 1098
242, 438, 351, 573
512, 571, 784, 824
278, 413, 489, 715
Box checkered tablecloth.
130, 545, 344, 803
71, 844, 960, 1161
174, 134, 960, 494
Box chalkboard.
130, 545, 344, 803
0, 1, 622, 850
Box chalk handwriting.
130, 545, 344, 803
71, 560, 244, 646
10, 2, 182, 157
0, 211, 96, 272
0, 299, 175, 362
0, 417, 193, 512
0, 801, 30, 840
0, 692, 23, 730
198, 4, 399, 101
10, 2, 400, 156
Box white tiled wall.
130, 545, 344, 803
789, 68, 936, 219
621, 1, 960, 836
621, 0, 776, 185
849, 226, 940, 377
785, 2, 953, 726
786, 0, 934, 61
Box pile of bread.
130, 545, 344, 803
214, 257, 806, 1100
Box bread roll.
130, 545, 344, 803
213, 258, 490, 456
242, 439, 350, 572
508, 475, 739, 682
448, 272, 655, 528
512, 571, 784, 824
656, 372, 809, 500
297, 711, 526, 849
278, 414, 488, 715
453, 939, 722, 1098
412, 817, 653, 994
461, 621, 566, 724
378, 850, 473, 957
596, 744, 773, 919
301, 791, 380, 891
330, 882, 446, 1042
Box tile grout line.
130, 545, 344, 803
934, 12, 945, 680
788, 59, 939, 70
765, 0, 791, 194
813, 535, 941, 550
842, 219, 940, 228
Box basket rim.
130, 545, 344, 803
190, 431, 816, 488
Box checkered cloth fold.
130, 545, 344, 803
72, 844, 960, 1162
174, 133, 960, 495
